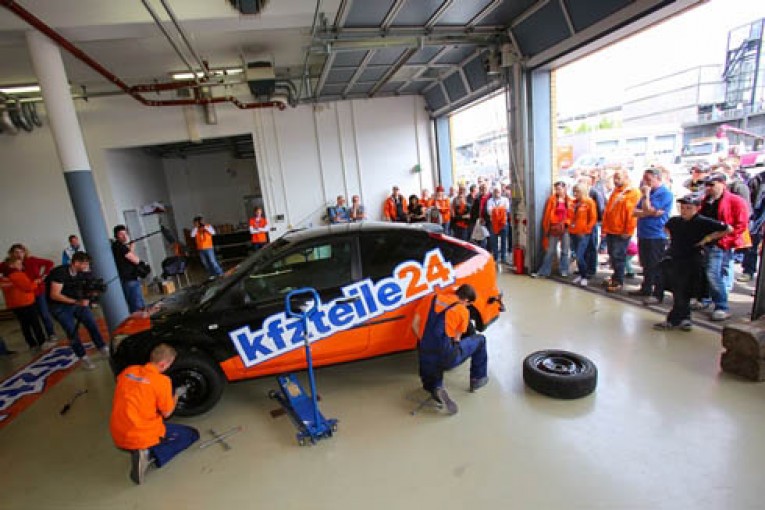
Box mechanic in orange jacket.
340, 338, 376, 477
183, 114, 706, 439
384, 186, 408, 222
416, 284, 488, 415
568, 184, 598, 287
601, 169, 641, 292
0, 256, 47, 351
111, 343, 199, 485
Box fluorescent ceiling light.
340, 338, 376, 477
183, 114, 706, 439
171, 68, 244, 80
0, 84, 41, 94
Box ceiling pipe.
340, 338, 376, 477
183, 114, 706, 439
298, 0, 323, 102
140, 0, 200, 84
157, 0, 211, 80
0, 0, 283, 110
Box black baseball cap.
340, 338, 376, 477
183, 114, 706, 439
703, 172, 727, 184
677, 195, 701, 206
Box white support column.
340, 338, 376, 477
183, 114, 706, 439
26, 30, 129, 331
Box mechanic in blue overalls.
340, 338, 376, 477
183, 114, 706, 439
418, 283, 488, 415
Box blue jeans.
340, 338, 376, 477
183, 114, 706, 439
705, 246, 734, 311
571, 233, 591, 278
199, 248, 223, 276
122, 279, 145, 313
49, 303, 105, 358
585, 224, 601, 277
150, 423, 200, 468
489, 225, 509, 263
606, 235, 630, 284
35, 294, 55, 337
537, 233, 570, 276
420, 334, 488, 392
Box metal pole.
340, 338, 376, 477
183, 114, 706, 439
26, 31, 129, 331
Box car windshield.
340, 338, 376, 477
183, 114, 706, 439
198, 238, 290, 306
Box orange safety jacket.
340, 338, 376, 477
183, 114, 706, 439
602, 185, 641, 236
453, 202, 470, 228
541, 194, 573, 234
434, 198, 451, 224
568, 197, 598, 235
110, 363, 174, 450
384, 195, 408, 221
194, 226, 214, 250
0, 269, 36, 309
249, 216, 268, 244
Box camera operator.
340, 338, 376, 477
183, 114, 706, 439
47, 252, 108, 370
112, 225, 146, 313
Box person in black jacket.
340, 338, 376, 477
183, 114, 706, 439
112, 225, 146, 313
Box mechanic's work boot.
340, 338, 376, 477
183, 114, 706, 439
433, 387, 458, 415
469, 376, 489, 392
130, 449, 150, 485
80, 356, 96, 370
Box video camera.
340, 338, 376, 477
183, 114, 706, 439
71, 276, 108, 300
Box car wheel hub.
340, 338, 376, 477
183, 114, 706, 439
539, 356, 581, 375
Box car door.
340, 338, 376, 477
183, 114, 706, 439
214, 236, 368, 379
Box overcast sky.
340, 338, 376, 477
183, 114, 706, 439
555, 0, 765, 118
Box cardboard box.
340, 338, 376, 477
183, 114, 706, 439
160, 281, 176, 294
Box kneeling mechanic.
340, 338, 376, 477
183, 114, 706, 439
110, 343, 199, 484
418, 283, 488, 415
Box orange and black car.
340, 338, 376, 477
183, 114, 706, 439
110, 222, 504, 416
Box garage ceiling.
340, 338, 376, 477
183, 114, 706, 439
0, 0, 701, 117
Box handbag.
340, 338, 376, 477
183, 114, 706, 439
548, 223, 565, 237
471, 222, 488, 242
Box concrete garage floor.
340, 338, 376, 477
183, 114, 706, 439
2, 270, 765, 509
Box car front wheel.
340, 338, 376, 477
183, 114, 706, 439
167, 351, 225, 416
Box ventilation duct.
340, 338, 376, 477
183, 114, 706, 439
228, 0, 270, 15
246, 61, 276, 99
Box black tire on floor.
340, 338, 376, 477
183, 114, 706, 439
522, 350, 597, 399
166, 351, 225, 416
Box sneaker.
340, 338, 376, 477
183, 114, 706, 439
130, 449, 150, 485
579, 278, 588, 287
80, 356, 96, 370
737, 273, 753, 283
690, 299, 709, 311
433, 387, 458, 415
643, 296, 661, 305
469, 376, 489, 392
679, 320, 693, 331
711, 309, 730, 321
572, 276, 582, 284
653, 321, 677, 331
530, 273, 545, 279
560, 272, 569, 278
48, 334, 59, 342
100, 346, 110, 357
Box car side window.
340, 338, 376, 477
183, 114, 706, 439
243, 241, 352, 303
360, 233, 438, 281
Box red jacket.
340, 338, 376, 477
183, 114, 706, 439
23, 256, 53, 297
713, 191, 749, 250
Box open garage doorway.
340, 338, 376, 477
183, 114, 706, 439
104, 134, 264, 282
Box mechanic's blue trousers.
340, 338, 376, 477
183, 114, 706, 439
419, 334, 487, 393
150, 423, 199, 468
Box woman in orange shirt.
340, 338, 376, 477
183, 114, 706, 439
0, 256, 46, 351
532, 181, 573, 278
568, 183, 598, 287
433, 186, 452, 235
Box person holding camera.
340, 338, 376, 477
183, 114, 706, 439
110, 343, 199, 485
47, 252, 108, 369
112, 225, 147, 313
191, 216, 223, 278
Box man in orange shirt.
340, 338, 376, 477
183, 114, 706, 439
110, 343, 199, 485
192, 216, 223, 277
416, 284, 488, 415
383, 186, 408, 222
601, 169, 641, 292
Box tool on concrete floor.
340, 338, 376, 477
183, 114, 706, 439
198, 426, 243, 450
269, 288, 338, 446
60, 389, 88, 415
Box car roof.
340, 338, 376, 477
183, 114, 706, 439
280, 221, 442, 244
